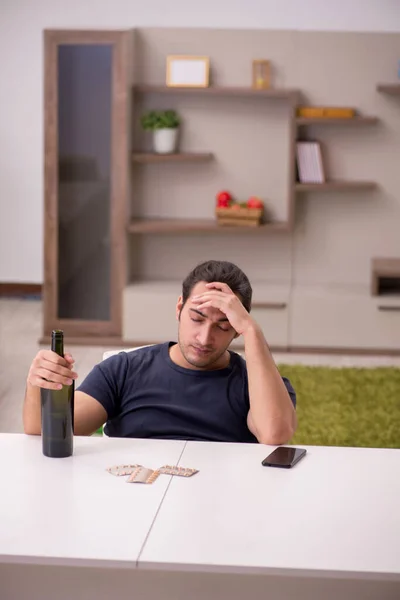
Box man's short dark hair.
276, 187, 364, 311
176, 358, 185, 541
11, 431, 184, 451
181, 260, 252, 313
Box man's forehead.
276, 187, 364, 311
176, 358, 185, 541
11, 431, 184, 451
190, 281, 209, 294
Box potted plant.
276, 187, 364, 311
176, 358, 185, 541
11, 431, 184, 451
140, 109, 181, 154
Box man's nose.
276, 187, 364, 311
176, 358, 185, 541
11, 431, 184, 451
197, 325, 213, 346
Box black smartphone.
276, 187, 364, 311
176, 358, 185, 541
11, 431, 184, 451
261, 447, 307, 469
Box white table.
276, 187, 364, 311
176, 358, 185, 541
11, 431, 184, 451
0, 433, 185, 599
1, 434, 399, 600
140, 441, 400, 600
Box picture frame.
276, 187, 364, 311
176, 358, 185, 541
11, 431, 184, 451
166, 55, 210, 88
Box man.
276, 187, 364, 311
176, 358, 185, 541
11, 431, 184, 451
24, 260, 297, 444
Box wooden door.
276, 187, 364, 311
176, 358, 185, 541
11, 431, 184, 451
43, 30, 130, 341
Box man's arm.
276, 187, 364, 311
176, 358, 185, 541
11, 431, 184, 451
23, 350, 108, 436
191, 282, 297, 445
243, 324, 297, 445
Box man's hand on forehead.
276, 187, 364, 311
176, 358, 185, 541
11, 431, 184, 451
191, 282, 255, 336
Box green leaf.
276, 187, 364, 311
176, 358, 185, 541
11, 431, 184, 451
140, 109, 180, 130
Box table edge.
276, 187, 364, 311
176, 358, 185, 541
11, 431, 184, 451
0, 554, 137, 570
137, 560, 400, 581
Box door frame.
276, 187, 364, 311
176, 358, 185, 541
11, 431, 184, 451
43, 29, 130, 339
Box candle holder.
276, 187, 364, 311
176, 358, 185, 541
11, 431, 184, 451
252, 59, 271, 90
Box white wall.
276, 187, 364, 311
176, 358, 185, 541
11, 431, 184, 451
1, 0, 400, 282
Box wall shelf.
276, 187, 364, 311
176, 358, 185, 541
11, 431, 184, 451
132, 152, 214, 163
133, 84, 300, 100
41, 27, 400, 352
376, 84, 400, 95
127, 218, 289, 234
295, 180, 377, 192
296, 116, 378, 126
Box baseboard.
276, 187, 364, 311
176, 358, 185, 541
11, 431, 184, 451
236, 346, 400, 356
286, 345, 400, 357
0, 283, 42, 297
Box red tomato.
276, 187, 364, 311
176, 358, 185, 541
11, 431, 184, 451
247, 196, 264, 209
216, 191, 232, 207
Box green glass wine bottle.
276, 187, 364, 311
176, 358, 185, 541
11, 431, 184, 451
41, 330, 74, 458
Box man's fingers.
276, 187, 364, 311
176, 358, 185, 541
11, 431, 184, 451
192, 291, 226, 302
195, 299, 226, 312
33, 358, 78, 385
30, 376, 62, 391
192, 292, 229, 304
36, 368, 73, 386
40, 358, 77, 379
195, 301, 214, 310
38, 349, 70, 367
205, 282, 233, 294
27, 350, 78, 390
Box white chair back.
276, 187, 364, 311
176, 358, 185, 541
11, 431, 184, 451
102, 345, 153, 361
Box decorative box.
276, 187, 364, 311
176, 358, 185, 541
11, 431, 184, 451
215, 207, 263, 227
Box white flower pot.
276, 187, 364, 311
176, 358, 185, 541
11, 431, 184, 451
153, 128, 179, 154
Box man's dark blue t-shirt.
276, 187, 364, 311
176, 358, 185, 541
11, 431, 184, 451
78, 342, 296, 443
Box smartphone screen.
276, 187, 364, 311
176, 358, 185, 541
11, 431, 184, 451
261, 447, 307, 468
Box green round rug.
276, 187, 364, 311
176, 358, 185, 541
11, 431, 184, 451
278, 365, 400, 449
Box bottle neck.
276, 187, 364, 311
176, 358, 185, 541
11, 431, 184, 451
51, 330, 64, 357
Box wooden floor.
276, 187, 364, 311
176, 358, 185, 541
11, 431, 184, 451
1, 297, 400, 434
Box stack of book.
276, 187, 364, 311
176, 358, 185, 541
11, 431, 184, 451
296, 141, 325, 184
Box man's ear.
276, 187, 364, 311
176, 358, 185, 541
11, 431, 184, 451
176, 295, 183, 321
